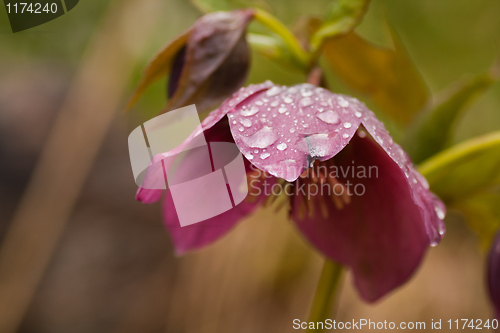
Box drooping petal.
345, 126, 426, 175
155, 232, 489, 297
164, 166, 276, 254
488, 230, 500, 318
360, 108, 446, 245
227, 83, 362, 181
292, 129, 429, 302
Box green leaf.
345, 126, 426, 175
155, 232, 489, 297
310, 0, 370, 50
253, 9, 310, 70
190, 0, 272, 13
322, 30, 429, 125
419, 131, 500, 204
405, 70, 498, 164
455, 191, 500, 249
247, 33, 301, 71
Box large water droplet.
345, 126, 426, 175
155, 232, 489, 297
245, 153, 253, 160
435, 205, 445, 220
277, 143, 287, 151
343, 122, 352, 129
278, 107, 287, 114
260, 152, 271, 160
355, 111, 362, 118
255, 100, 264, 106
240, 118, 252, 127
241, 127, 279, 148
299, 97, 313, 107
283, 96, 293, 104
316, 110, 340, 124
266, 86, 281, 96
241, 106, 259, 116
338, 96, 349, 108
301, 89, 313, 97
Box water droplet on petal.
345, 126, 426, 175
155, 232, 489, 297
260, 152, 271, 160
240, 118, 252, 127
342, 133, 349, 139
266, 86, 281, 96
270, 100, 279, 107
284, 96, 293, 104
255, 100, 264, 106
343, 122, 352, 129
316, 110, 340, 124
299, 97, 313, 107
338, 96, 349, 108
239, 127, 244, 132
355, 111, 362, 118
278, 107, 287, 114
301, 89, 313, 97
435, 204, 445, 220
290, 128, 296, 133
277, 143, 287, 151
232, 120, 237, 124
245, 153, 253, 160
241, 106, 259, 116
241, 127, 279, 148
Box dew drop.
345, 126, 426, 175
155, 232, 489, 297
299, 97, 313, 107
289, 128, 296, 133
255, 100, 264, 106
232, 120, 237, 124
245, 153, 253, 160
316, 110, 340, 124
241, 127, 279, 148
266, 86, 281, 96
270, 100, 279, 107
278, 107, 287, 114
343, 122, 352, 129
241, 106, 259, 116
338, 96, 349, 108
240, 118, 252, 127
239, 127, 244, 132
260, 152, 271, 160
301, 90, 313, 97
435, 205, 445, 220
355, 111, 362, 118
283, 96, 293, 104
277, 143, 287, 151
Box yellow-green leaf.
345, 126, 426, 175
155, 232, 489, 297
405, 70, 498, 164
190, 0, 271, 13
419, 131, 500, 203
323, 30, 429, 125
455, 192, 500, 249
311, 0, 370, 49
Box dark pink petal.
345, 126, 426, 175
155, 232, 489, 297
360, 108, 446, 246
488, 230, 500, 318
164, 170, 275, 254
227, 84, 363, 181
292, 130, 429, 302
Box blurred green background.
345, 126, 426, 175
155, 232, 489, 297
0, 0, 499, 332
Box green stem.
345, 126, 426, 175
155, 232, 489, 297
253, 8, 310, 70
308, 259, 343, 332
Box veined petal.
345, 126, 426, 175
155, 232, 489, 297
292, 130, 429, 302
227, 83, 362, 181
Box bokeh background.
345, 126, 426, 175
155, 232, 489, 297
1, 0, 500, 332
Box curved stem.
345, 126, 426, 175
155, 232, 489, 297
253, 9, 310, 70
308, 259, 343, 332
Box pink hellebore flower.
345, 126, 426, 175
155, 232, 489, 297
137, 81, 446, 302
488, 230, 500, 318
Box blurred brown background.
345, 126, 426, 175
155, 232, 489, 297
0, 0, 499, 332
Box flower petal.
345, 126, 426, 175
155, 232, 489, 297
163, 170, 274, 254
228, 84, 363, 182
292, 130, 430, 302
360, 109, 446, 245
